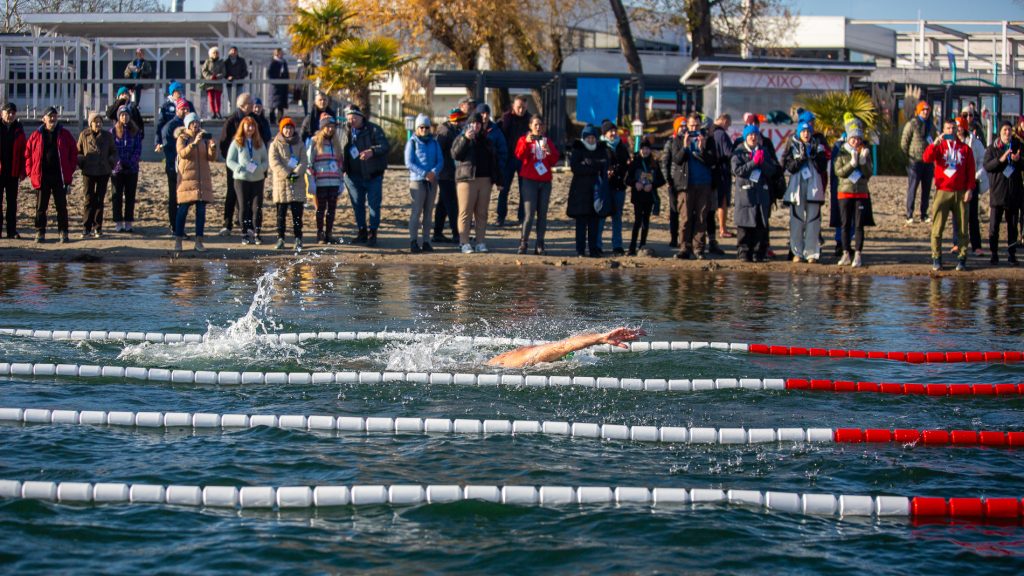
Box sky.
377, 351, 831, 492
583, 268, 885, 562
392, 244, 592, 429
791, 0, 1021, 20
184, 0, 1023, 18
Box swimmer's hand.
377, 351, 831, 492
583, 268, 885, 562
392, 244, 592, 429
600, 327, 646, 349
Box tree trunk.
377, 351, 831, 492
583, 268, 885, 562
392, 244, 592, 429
354, 85, 371, 119
608, 0, 645, 123
687, 0, 714, 59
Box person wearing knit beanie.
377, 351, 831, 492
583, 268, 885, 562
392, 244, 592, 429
279, 116, 295, 132
901, 100, 936, 225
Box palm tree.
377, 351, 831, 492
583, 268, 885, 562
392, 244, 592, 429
317, 37, 416, 117
288, 0, 360, 72
796, 91, 878, 144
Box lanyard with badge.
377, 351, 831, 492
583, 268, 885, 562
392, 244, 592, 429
533, 137, 548, 176
245, 139, 257, 173
287, 142, 298, 171
943, 140, 960, 179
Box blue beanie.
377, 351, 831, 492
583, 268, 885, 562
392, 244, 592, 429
116, 86, 128, 97
581, 124, 599, 139
254, 97, 262, 106
798, 111, 815, 124
742, 124, 759, 139
168, 82, 184, 96
797, 121, 810, 136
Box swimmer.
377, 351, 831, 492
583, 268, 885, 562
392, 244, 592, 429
486, 327, 647, 368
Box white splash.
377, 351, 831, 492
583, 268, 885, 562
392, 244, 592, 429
118, 269, 304, 364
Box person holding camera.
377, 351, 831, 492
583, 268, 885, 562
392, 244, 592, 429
514, 115, 560, 255
452, 112, 500, 254
624, 138, 665, 256
923, 118, 976, 271
269, 117, 309, 251
25, 107, 77, 244
669, 112, 718, 259
567, 124, 611, 257
832, 115, 874, 268
173, 112, 217, 252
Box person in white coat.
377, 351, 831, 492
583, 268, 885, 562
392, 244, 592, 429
781, 121, 829, 262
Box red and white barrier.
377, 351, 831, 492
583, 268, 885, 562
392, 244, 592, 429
3, 328, 1022, 363
1, 478, 1020, 523
2, 407, 1021, 448
785, 379, 1024, 396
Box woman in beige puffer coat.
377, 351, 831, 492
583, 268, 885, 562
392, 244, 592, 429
174, 112, 217, 251
268, 117, 309, 250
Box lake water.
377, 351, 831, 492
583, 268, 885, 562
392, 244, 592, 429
0, 257, 1022, 573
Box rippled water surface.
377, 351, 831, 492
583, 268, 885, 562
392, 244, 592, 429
0, 258, 1022, 574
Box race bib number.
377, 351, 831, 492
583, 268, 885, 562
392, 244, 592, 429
1004, 165, 1015, 178
943, 166, 957, 179
287, 156, 298, 170
849, 170, 862, 184
801, 167, 811, 181
750, 169, 761, 182
534, 161, 548, 176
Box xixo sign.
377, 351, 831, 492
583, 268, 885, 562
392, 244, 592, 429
721, 71, 848, 91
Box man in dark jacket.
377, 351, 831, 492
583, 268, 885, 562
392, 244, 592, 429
340, 105, 390, 246
709, 114, 734, 254
452, 112, 500, 254
24, 107, 77, 243
161, 99, 189, 234
670, 112, 718, 259
155, 82, 193, 153
217, 92, 254, 235
224, 46, 249, 105
433, 108, 465, 243
123, 49, 154, 104
475, 103, 508, 221
252, 98, 273, 144
497, 95, 532, 226
267, 48, 290, 123
0, 102, 26, 238
300, 92, 335, 143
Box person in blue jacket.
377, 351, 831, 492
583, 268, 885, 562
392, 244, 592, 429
404, 114, 445, 253
160, 98, 190, 235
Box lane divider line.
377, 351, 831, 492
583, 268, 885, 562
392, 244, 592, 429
2, 407, 1022, 448
1, 361, 1022, 396
3, 479, 1021, 523
4, 327, 1022, 364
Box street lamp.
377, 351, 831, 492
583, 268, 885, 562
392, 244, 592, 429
631, 119, 644, 153
404, 115, 415, 139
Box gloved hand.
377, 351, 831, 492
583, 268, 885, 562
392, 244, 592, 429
752, 150, 764, 165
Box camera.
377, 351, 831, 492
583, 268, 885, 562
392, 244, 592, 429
200, 132, 213, 141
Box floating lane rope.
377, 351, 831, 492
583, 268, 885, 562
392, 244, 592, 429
2, 407, 1022, 448
1, 361, 1022, 396
1, 479, 1021, 524
2, 328, 1022, 364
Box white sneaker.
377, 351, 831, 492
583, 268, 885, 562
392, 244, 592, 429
174, 237, 183, 251
114, 221, 123, 232
218, 227, 231, 237
837, 252, 851, 266
852, 251, 863, 267
475, 243, 488, 253
460, 243, 473, 254
791, 255, 801, 263
904, 218, 914, 226
194, 238, 206, 252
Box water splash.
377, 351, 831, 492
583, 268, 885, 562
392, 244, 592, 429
118, 269, 304, 364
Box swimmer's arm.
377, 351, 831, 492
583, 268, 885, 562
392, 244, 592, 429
486, 328, 646, 368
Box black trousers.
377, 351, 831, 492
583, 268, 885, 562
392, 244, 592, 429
315, 187, 339, 239
234, 179, 265, 235
737, 211, 768, 261
165, 169, 178, 230
35, 180, 68, 232
223, 170, 237, 231
433, 179, 459, 239
839, 198, 867, 253
966, 190, 981, 251
1, 175, 20, 237
630, 200, 653, 250
112, 171, 138, 223
82, 174, 109, 232
276, 201, 303, 239
574, 215, 600, 255
989, 205, 1019, 258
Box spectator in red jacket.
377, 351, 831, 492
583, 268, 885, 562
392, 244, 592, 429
0, 102, 27, 238
922, 118, 976, 271
513, 115, 559, 254
25, 106, 78, 243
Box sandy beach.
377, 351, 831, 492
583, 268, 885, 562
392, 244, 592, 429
0, 161, 1020, 280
